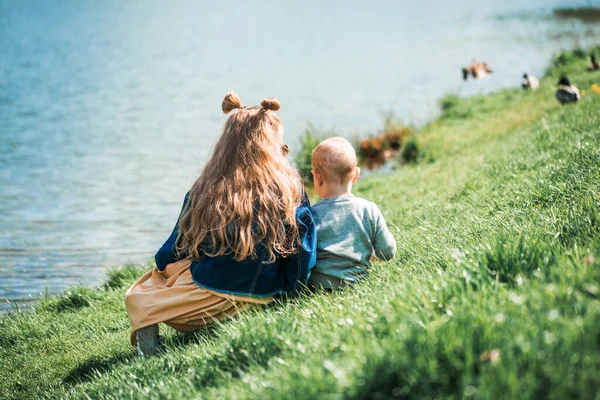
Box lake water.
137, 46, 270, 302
1, 0, 600, 311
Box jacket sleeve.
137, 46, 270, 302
283, 193, 317, 293
154, 192, 190, 271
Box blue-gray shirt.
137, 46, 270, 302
308, 194, 396, 289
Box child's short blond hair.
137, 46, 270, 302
312, 137, 357, 184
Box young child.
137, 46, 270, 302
125, 92, 316, 356
308, 137, 396, 289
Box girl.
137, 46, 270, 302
125, 92, 316, 356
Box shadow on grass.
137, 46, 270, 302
162, 324, 221, 348
62, 352, 134, 385
62, 325, 223, 387
62, 296, 317, 391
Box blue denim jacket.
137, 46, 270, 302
154, 192, 316, 297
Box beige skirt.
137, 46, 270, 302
125, 259, 273, 345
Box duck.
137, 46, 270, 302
587, 54, 600, 71
522, 73, 539, 90
462, 60, 493, 80
555, 76, 580, 104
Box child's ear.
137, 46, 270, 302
311, 169, 321, 185
352, 167, 361, 183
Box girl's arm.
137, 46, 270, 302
282, 193, 316, 293
154, 192, 190, 271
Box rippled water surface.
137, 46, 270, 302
1, 0, 600, 310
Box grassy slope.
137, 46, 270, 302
1, 48, 599, 400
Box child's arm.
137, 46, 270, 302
154, 192, 190, 270
372, 206, 396, 261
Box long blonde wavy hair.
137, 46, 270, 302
176, 92, 303, 263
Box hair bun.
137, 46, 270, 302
222, 92, 243, 114
261, 98, 281, 111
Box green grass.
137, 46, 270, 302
2, 47, 600, 399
